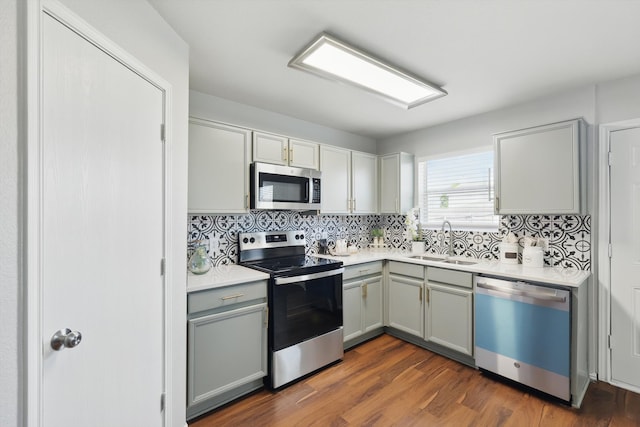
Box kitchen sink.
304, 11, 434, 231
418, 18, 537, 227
441, 259, 478, 266
409, 255, 478, 266
410, 255, 447, 262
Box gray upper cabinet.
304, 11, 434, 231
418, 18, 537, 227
253, 131, 319, 170
494, 118, 585, 214
351, 151, 378, 214
379, 152, 415, 214
188, 118, 251, 214
320, 145, 352, 213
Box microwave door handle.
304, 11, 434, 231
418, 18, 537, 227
305, 180, 309, 201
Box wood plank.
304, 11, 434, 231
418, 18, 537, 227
189, 336, 640, 427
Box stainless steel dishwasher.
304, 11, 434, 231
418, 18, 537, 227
474, 276, 571, 402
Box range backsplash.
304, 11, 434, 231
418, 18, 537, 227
188, 212, 590, 270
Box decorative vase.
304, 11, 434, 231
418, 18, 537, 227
411, 241, 425, 254
188, 243, 212, 274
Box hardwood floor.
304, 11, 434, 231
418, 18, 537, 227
190, 335, 640, 426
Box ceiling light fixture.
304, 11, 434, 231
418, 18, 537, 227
288, 32, 447, 109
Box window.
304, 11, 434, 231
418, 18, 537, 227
417, 149, 498, 230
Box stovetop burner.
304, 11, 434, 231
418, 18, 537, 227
243, 255, 341, 275
238, 230, 342, 276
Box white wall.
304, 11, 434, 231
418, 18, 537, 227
31, 1, 190, 425
0, 0, 21, 425
597, 74, 640, 124
377, 86, 596, 159
190, 90, 377, 153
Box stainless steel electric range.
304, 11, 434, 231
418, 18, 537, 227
238, 230, 344, 389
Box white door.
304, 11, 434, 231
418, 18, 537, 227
610, 126, 640, 390
42, 12, 165, 426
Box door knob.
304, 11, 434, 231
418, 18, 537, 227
50, 328, 82, 351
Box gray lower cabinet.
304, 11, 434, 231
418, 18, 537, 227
426, 267, 474, 357
343, 262, 384, 348
187, 281, 267, 419
387, 261, 425, 338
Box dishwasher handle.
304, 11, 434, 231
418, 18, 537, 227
476, 281, 567, 303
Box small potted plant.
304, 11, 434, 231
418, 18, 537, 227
405, 207, 425, 254
371, 228, 384, 247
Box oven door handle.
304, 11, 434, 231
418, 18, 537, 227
274, 267, 345, 285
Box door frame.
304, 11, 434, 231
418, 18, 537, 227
598, 118, 640, 393
25, 1, 175, 425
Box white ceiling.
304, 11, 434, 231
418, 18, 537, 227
148, 0, 640, 139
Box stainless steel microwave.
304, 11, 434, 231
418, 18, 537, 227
250, 162, 321, 211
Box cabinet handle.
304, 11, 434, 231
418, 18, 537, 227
419, 288, 422, 302
362, 283, 368, 298
283, 147, 288, 162
353, 199, 356, 212
246, 194, 249, 209
289, 148, 293, 163
426, 288, 430, 305
358, 269, 370, 275
220, 293, 245, 301
495, 197, 500, 211
264, 307, 269, 326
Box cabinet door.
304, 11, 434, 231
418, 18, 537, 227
388, 274, 424, 338
188, 119, 251, 213
289, 138, 319, 170
253, 131, 288, 166
426, 283, 473, 356
352, 151, 378, 214
187, 303, 267, 407
494, 119, 582, 214
343, 279, 364, 342
363, 275, 383, 332
379, 154, 400, 213
320, 145, 351, 214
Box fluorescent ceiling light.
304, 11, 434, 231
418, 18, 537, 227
288, 33, 447, 109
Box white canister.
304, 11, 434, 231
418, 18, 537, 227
522, 246, 544, 268
499, 242, 519, 264
411, 241, 425, 254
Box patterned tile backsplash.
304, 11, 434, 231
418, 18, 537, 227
188, 212, 590, 270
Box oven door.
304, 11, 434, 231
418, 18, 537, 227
251, 162, 321, 210
271, 268, 344, 351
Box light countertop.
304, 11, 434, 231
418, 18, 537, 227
187, 249, 590, 293
187, 264, 269, 293
317, 249, 590, 288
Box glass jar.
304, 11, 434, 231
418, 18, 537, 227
188, 243, 212, 275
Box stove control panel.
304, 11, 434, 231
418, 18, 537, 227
239, 230, 305, 251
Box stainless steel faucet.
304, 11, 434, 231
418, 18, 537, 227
441, 220, 453, 257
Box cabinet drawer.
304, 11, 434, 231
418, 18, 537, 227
188, 281, 267, 314
343, 261, 383, 281
427, 267, 472, 289
388, 261, 424, 279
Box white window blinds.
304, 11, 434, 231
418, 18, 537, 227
418, 150, 499, 230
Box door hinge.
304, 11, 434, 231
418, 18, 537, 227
160, 258, 166, 276
160, 123, 166, 142
608, 244, 612, 258
160, 393, 166, 412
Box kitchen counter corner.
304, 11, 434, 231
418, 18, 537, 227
187, 264, 270, 293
